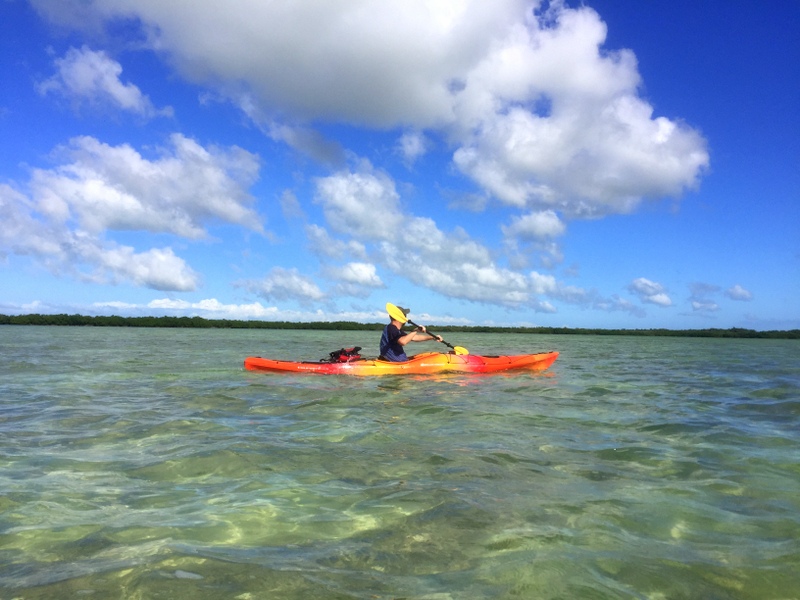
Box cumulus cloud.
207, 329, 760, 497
38, 45, 173, 118
688, 282, 720, 313
314, 165, 406, 240
31, 0, 709, 218
628, 277, 672, 307
31, 134, 262, 238
1, 134, 263, 291
146, 298, 281, 319
24, 0, 713, 313
688, 281, 752, 312
397, 131, 429, 165
326, 262, 384, 288
324, 262, 385, 297
81, 242, 198, 290
306, 224, 368, 260
0, 184, 199, 290
312, 163, 571, 310
502, 210, 566, 241
691, 300, 720, 313
726, 284, 753, 301
240, 267, 326, 304
92, 298, 382, 322
310, 162, 654, 315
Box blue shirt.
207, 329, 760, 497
380, 323, 408, 361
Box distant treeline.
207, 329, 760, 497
1, 313, 798, 339
0, 313, 381, 330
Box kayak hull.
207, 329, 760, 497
244, 351, 558, 376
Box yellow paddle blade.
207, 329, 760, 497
385, 302, 408, 323
453, 346, 469, 355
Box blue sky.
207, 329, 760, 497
1, 0, 798, 329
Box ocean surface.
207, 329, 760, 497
1, 326, 798, 599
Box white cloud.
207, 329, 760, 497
31, 0, 709, 218
93, 298, 384, 322
313, 164, 567, 310
306, 224, 368, 260
726, 284, 753, 301
77, 241, 198, 291
449, 6, 707, 215
689, 281, 753, 309
146, 298, 281, 319
502, 210, 566, 269
0, 184, 58, 257
0, 185, 200, 290
397, 131, 429, 164
38, 45, 173, 118
628, 277, 672, 307
502, 210, 566, 240
314, 164, 405, 240
22, 1, 716, 315
241, 267, 326, 304
326, 262, 384, 288
97, 0, 518, 127
1, 134, 264, 292
31, 134, 262, 238
688, 281, 720, 312
324, 262, 385, 297
691, 300, 720, 312
453, 100, 708, 216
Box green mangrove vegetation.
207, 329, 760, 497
0, 313, 797, 338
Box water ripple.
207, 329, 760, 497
1, 328, 798, 598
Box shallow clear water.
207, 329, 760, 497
1, 326, 798, 599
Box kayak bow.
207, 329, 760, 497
244, 351, 558, 376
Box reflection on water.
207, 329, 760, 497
1, 327, 799, 598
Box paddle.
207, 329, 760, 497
386, 303, 469, 355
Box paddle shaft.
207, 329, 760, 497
406, 319, 457, 352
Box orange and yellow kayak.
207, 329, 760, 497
244, 351, 558, 376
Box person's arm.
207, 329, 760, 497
398, 326, 442, 346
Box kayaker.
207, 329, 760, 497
379, 305, 443, 361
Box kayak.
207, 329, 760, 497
244, 351, 558, 376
